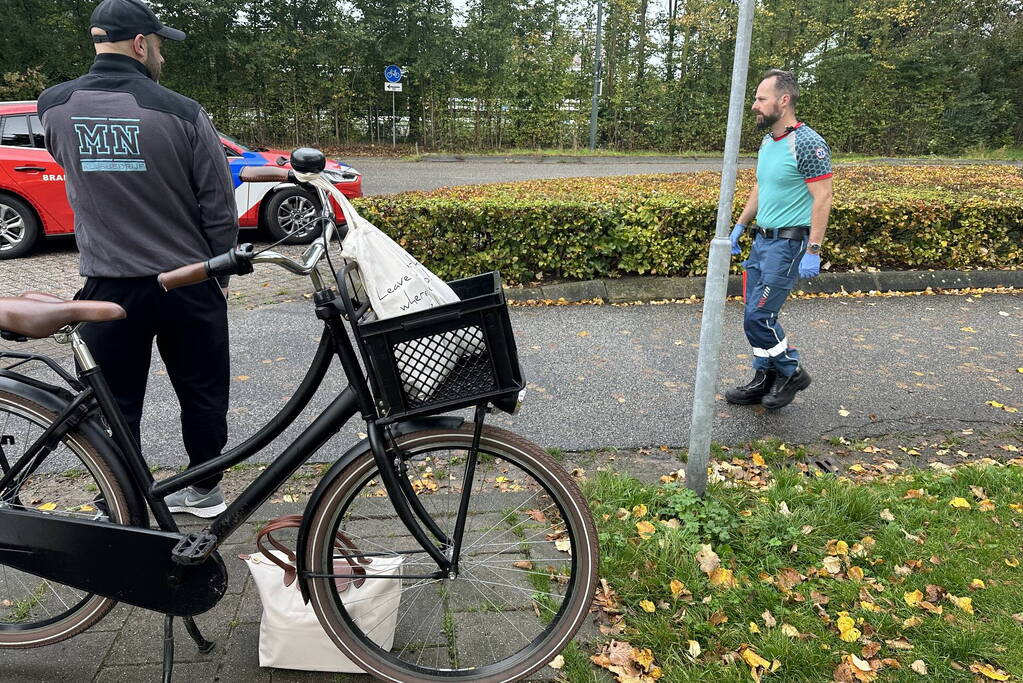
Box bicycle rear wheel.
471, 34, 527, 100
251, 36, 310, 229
0, 389, 136, 647
304, 424, 598, 682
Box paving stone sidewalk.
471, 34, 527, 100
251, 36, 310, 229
3, 497, 574, 683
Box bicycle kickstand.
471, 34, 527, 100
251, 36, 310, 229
162, 614, 216, 683
162, 615, 174, 683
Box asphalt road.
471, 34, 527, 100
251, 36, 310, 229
352, 156, 751, 195
3, 156, 1020, 468
96, 288, 1021, 467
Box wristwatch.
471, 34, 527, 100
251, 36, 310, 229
807, 242, 822, 255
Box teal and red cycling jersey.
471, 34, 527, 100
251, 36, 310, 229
755, 122, 832, 229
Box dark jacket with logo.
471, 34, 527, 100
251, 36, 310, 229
38, 54, 238, 285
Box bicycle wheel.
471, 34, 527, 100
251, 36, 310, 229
305, 424, 598, 682
0, 389, 136, 647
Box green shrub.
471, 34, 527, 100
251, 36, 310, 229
354, 166, 1023, 284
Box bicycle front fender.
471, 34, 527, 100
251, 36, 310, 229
294, 415, 465, 603
0, 373, 149, 528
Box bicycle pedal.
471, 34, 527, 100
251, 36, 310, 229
171, 531, 219, 565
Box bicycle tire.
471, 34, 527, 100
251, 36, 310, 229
0, 388, 138, 648
304, 424, 598, 682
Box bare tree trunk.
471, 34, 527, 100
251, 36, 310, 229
665, 0, 679, 81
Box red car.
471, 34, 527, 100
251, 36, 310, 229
0, 100, 362, 259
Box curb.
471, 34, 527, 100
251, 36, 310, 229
418, 154, 1023, 167
503, 269, 1023, 303
419, 154, 748, 165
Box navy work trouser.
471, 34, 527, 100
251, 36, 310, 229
742, 232, 807, 377
78, 276, 230, 490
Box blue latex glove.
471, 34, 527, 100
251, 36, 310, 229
729, 223, 746, 255
799, 252, 821, 279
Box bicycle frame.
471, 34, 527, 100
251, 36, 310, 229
0, 184, 486, 590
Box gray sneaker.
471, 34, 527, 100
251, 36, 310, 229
165, 485, 227, 519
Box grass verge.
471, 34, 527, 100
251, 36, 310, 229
575, 455, 1023, 682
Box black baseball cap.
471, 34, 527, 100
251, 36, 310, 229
91, 0, 186, 43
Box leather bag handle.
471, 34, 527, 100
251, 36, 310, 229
254, 514, 371, 590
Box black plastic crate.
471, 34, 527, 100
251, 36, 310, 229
355, 272, 524, 423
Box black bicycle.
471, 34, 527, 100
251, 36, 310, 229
0, 149, 598, 682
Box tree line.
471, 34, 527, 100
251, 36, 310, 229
1, 0, 1021, 154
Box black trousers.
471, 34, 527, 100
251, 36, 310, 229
78, 276, 229, 490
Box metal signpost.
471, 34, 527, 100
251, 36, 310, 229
588, 0, 603, 151
384, 65, 402, 147
684, 0, 757, 495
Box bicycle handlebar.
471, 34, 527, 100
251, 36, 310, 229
238, 166, 292, 184
158, 149, 338, 292
157, 243, 257, 292
157, 262, 209, 291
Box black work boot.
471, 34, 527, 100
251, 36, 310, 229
762, 367, 812, 410
724, 369, 777, 405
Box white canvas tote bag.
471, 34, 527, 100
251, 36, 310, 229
242, 514, 403, 672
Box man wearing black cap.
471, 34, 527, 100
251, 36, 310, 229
38, 0, 237, 518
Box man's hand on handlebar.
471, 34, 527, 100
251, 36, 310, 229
158, 243, 256, 292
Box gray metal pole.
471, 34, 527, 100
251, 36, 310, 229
684, 0, 756, 495
588, 0, 603, 151
392, 91, 397, 147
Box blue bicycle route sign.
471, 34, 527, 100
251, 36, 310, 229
384, 65, 402, 83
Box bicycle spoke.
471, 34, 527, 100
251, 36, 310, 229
459, 572, 568, 605
314, 432, 595, 678
460, 572, 533, 642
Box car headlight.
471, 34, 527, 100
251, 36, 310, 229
322, 167, 361, 183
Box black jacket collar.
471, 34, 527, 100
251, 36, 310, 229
89, 53, 153, 80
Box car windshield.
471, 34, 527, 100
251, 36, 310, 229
218, 131, 252, 153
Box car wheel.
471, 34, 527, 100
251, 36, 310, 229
263, 187, 323, 245
0, 195, 41, 260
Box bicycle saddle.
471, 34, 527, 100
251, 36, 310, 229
0, 291, 126, 339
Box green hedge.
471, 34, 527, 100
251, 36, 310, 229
353, 166, 1023, 284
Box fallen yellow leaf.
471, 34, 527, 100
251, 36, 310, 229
708, 567, 738, 588
860, 600, 882, 612
688, 640, 702, 659
781, 623, 800, 637
749, 621, 761, 634
633, 647, 655, 669
903, 616, 923, 628
971, 579, 987, 590
970, 662, 1010, 680
910, 659, 928, 675
948, 595, 974, 614
670, 579, 686, 598
826, 539, 850, 556
837, 615, 862, 642
555, 539, 571, 553
236, 375, 250, 381
848, 566, 865, 582
636, 521, 656, 539
1005, 557, 1020, 568
548, 654, 565, 669
949, 497, 972, 509
740, 646, 771, 670
639, 599, 656, 613
37, 503, 57, 511
632, 504, 648, 518
904, 590, 923, 607
752, 452, 766, 467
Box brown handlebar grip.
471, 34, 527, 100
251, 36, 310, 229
239, 165, 291, 183
157, 262, 209, 291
